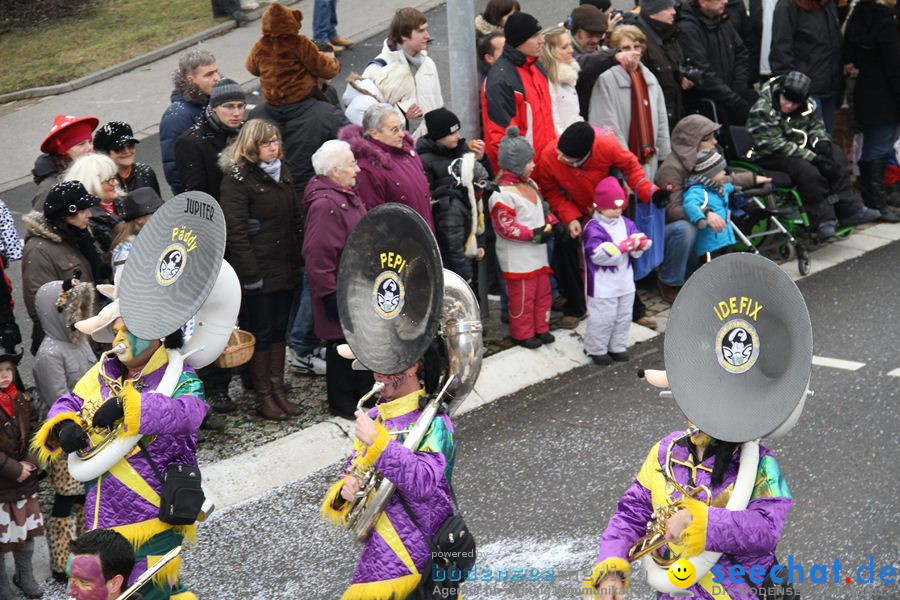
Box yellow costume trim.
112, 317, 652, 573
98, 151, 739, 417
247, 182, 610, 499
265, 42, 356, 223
72, 363, 103, 400
110, 519, 197, 550
121, 386, 142, 435
355, 422, 390, 470
341, 574, 421, 600
147, 552, 182, 589
31, 411, 84, 466
321, 476, 351, 525
170, 593, 197, 600
583, 557, 630, 592
374, 512, 418, 576
108, 457, 160, 508
376, 390, 425, 421
680, 496, 709, 557
635, 441, 661, 489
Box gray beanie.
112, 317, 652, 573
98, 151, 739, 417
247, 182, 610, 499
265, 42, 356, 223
209, 78, 245, 108
693, 149, 727, 179
497, 126, 535, 177
640, 0, 675, 16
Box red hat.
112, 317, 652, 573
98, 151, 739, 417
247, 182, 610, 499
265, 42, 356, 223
40, 114, 99, 155
593, 176, 628, 212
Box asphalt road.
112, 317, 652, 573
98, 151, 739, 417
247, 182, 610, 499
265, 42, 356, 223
167, 240, 897, 599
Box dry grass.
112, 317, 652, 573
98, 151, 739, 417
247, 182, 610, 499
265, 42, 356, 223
0, 0, 224, 95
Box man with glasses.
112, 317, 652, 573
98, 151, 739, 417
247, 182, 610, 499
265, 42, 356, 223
174, 78, 247, 421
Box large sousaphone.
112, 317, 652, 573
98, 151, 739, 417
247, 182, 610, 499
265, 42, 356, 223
68, 192, 241, 482
337, 204, 483, 541
638, 253, 812, 593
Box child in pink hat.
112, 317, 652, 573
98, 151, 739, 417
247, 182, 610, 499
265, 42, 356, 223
582, 176, 651, 365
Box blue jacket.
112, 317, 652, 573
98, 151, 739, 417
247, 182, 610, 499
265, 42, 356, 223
159, 89, 205, 195
683, 181, 736, 255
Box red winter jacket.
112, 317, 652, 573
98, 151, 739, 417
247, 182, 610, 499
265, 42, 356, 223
533, 131, 658, 226
482, 45, 556, 172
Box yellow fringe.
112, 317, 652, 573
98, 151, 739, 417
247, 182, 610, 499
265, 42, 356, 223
680, 496, 709, 557
121, 386, 142, 435
341, 573, 421, 600
149, 553, 181, 589
110, 519, 197, 551
30, 411, 84, 467
583, 557, 631, 592
355, 422, 390, 470
321, 476, 351, 526
170, 593, 197, 600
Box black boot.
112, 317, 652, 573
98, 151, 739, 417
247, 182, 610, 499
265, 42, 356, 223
13, 539, 43, 598
0, 553, 14, 599
860, 159, 900, 222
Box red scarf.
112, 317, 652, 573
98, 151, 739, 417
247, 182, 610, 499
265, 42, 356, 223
0, 382, 17, 417
627, 68, 657, 165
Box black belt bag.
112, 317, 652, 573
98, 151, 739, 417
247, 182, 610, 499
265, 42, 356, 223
139, 443, 205, 526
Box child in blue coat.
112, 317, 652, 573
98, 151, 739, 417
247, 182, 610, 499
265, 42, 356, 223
683, 149, 736, 257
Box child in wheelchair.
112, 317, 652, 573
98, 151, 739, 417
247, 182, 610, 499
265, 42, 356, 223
682, 149, 736, 260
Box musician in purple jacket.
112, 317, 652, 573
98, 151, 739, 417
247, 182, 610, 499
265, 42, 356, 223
33, 315, 207, 600
321, 356, 456, 600
584, 426, 792, 600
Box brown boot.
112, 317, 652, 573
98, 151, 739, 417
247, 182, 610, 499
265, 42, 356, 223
249, 350, 287, 421
269, 343, 300, 416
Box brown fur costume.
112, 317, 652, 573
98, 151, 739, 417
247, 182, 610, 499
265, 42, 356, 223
246, 4, 341, 105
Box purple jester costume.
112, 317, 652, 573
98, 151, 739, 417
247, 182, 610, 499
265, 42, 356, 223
33, 345, 207, 599
585, 430, 792, 600
322, 389, 456, 600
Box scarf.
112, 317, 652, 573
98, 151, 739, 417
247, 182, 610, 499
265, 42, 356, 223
205, 106, 242, 137
0, 382, 16, 417
56, 222, 110, 283
627, 67, 657, 164
405, 51, 424, 76
686, 174, 726, 198
259, 159, 282, 182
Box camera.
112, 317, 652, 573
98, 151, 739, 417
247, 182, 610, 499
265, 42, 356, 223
677, 62, 704, 86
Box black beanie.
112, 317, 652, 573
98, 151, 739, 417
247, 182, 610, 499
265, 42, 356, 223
425, 108, 461, 141
209, 78, 245, 108
504, 12, 542, 48
557, 122, 596, 160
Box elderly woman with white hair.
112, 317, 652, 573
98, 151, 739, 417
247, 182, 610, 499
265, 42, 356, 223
302, 139, 372, 420
338, 102, 434, 230
64, 153, 124, 254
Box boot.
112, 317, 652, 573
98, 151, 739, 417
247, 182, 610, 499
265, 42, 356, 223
249, 350, 287, 421
269, 343, 300, 416
13, 539, 44, 598
0, 553, 14, 599
861, 159, 900, 222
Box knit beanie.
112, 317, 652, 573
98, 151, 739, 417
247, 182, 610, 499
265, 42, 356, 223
498, 126, 535, 177
209, 78, 245, 108
693, 149, 727, 179
425, 108, 461, 141
593, 176, 629, 212
557, 122, 595, 160
779, 71, 811, 104
640, 0, 676, 16
570, 5, 607, 34
504, 12, 542, 48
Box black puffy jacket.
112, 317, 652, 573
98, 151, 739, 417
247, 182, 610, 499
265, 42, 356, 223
117, 162, 161, 197
635, 14, 686, 131
174, 109, 236, 200
678, 1, 751, 107
769, 0, 843, 99
844, 0, 900, 125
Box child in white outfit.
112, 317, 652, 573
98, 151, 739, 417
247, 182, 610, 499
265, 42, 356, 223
582, 176, 651, 365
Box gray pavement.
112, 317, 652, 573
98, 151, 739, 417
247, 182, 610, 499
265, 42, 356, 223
161, 241, 896, 599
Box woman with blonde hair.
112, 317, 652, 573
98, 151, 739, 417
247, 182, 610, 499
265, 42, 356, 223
64, 153, 123, 254
539, 25, 584, 136
589, 25, 670, 179
219, 118, 303, 421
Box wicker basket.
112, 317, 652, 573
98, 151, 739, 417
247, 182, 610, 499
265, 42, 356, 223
214, 329, 256, 369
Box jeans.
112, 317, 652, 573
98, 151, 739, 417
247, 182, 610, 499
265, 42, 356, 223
859, 124, 900, 162
658, 220, 700, 287
286, 273, 320, 356
241, 290, 294, 351
313, 0, 338, 42
812, 96, 838, 135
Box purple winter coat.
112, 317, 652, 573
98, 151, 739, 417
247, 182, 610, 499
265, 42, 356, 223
322, 390, 456, 599
338, 124, 435, 232
589, 430, 792, 600
34, 347, 207, 534
302, 175, 367, 341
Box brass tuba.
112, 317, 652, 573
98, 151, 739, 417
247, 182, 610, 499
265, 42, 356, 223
345, 269, 483, 542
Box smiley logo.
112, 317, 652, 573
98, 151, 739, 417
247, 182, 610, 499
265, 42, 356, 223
667, 559, 697, 589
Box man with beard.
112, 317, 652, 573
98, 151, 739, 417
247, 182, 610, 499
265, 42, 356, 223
160, 50, 221, 196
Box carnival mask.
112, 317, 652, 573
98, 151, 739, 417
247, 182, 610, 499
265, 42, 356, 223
112, 319, 156, 366
67, 555, 114, 600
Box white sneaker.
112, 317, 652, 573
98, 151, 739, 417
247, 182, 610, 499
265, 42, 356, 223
240, 0, 259, 9
288, 348, 327, 375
